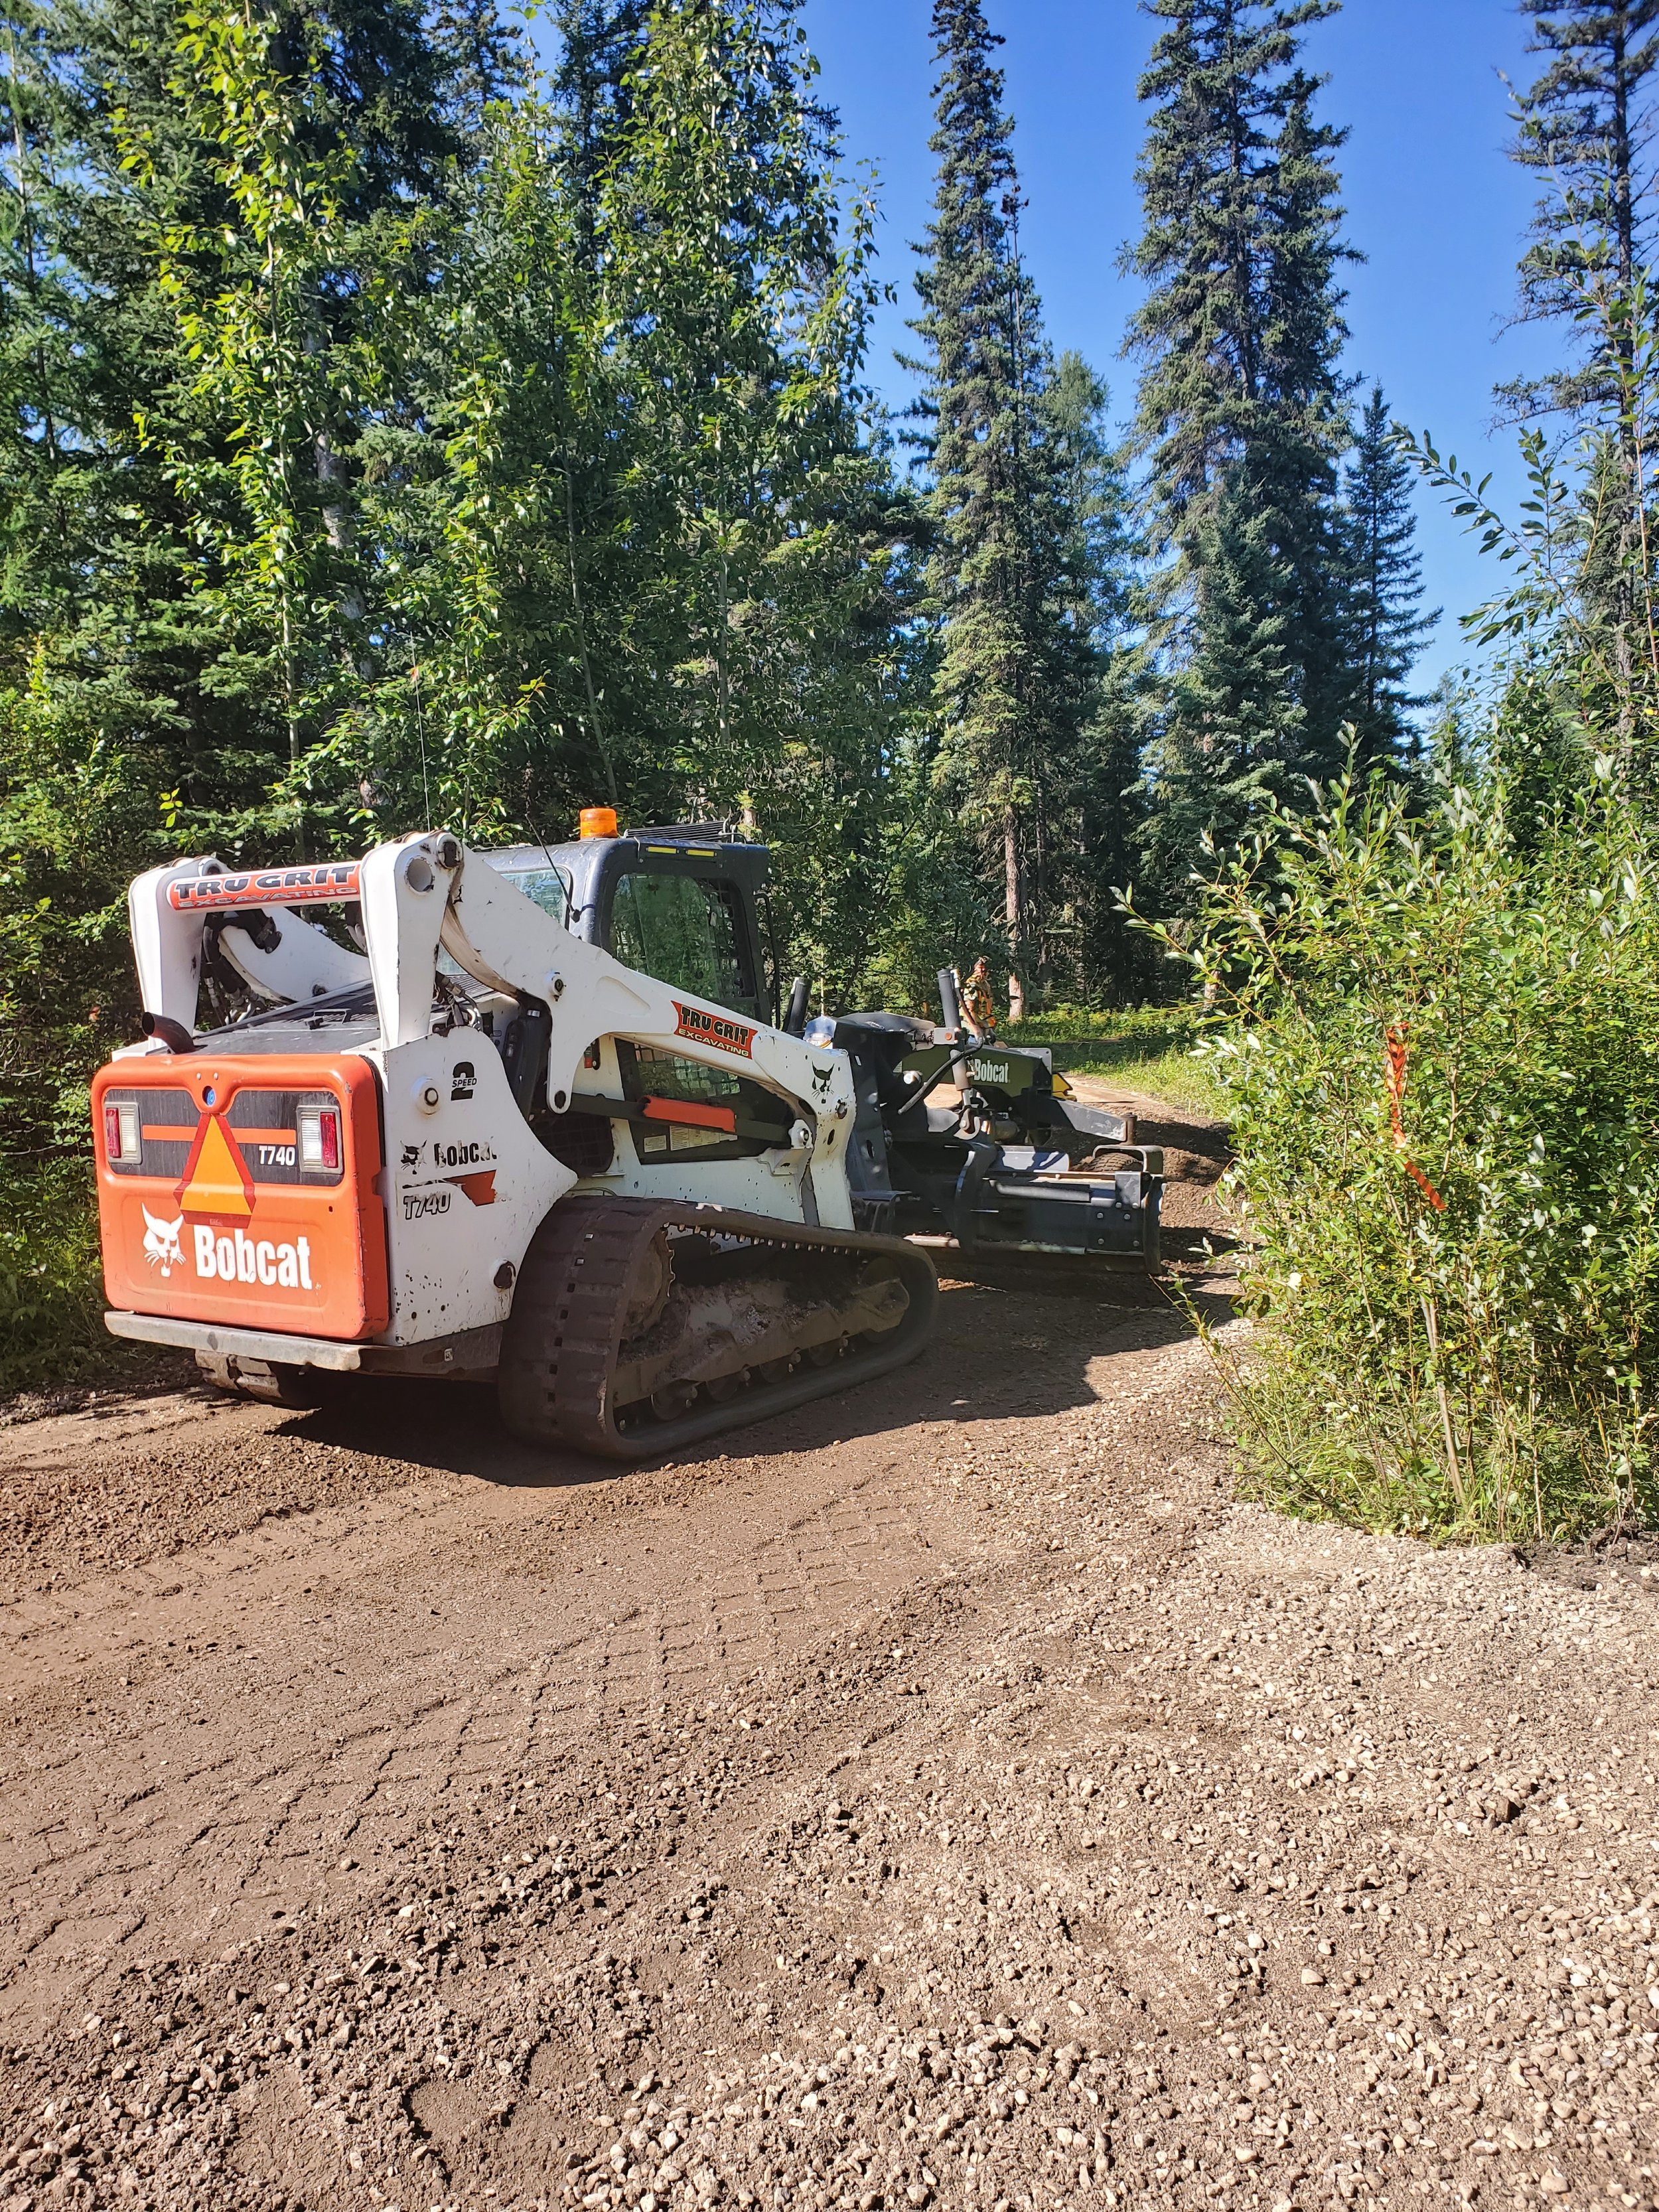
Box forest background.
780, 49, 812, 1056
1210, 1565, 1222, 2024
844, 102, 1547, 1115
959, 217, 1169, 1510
6, 0, 1659, 1544
0, 0, 1450, 1117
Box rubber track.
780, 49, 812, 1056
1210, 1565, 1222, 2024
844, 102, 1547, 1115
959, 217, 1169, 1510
496, 1195, 938, 1460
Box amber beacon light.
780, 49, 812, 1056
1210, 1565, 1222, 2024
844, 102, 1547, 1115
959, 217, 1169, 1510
579, 806, 618, 840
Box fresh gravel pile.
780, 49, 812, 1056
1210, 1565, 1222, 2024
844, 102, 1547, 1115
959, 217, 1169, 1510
3, 1290, 1658, 2212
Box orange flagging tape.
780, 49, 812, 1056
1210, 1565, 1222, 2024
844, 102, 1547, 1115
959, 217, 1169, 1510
1384, 1025, 1446, 1211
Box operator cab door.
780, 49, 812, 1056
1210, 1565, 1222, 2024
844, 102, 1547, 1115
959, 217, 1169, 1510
493, 834, 782, 1168
595, 847, 776, 1163
487, 834, 771, 1019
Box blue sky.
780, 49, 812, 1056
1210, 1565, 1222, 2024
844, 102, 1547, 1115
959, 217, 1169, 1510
801, 0, 1562, 694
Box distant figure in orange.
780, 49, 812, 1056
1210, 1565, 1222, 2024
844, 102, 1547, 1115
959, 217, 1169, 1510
961, 956, 997, 1041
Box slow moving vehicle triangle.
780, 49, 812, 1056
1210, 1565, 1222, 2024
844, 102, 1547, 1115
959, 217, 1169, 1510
175, 1112, 255, 1219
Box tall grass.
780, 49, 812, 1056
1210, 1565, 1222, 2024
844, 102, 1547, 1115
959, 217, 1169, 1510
0, 1157, 109, 1396
1141, 761, 1659, 1542
1005, 1005, 1226, 1118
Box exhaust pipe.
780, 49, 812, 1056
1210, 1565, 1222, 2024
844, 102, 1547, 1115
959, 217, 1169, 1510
139, 1011, 196, 1054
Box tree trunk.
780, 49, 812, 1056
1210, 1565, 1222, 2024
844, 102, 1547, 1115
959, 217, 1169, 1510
1003, 805, 1025, 1023
316, 428, 366, 632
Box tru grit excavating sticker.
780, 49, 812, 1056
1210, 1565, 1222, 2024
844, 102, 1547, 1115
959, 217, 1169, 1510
167, 861, 360, 911
673, 1001, 756, 1058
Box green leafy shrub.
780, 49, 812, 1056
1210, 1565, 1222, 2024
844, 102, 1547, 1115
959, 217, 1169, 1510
0, 1156, 109, 1396
1152, 761, 1659, 1541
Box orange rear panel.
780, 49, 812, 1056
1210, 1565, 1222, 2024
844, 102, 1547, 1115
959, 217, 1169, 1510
93, 1053, 389, 1341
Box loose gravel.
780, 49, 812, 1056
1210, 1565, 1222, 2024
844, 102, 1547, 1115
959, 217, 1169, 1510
2, 1115, 1656, 2212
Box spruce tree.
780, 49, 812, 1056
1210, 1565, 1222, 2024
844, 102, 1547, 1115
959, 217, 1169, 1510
1040, 351, 1145, 998
0, 0, 520, 1118
1140, 469, 1303, 891
908, 0, 1094, 1011
1503, 4, 1659, 758
583, 0, 912, 999
1257, 82, 1354, 747
548, 0, 650, 258
1126, 3, 1350, 529
1338, 385, 1436, 769
109, 0, 522, 841
1502, 0, 1658, 428
1125, 0, 1354, 885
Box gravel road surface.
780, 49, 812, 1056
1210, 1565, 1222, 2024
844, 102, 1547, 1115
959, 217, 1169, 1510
2, 1104, 1657, 2212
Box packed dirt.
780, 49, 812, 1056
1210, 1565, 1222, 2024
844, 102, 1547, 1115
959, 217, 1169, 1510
2, 1098, 1657, 2212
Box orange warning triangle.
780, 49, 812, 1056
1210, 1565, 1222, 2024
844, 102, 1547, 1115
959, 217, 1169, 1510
176, 1113, 255, 1218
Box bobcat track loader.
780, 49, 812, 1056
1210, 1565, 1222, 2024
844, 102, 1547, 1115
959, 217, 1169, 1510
93, 825, 938, 1456
94, 817, 1160, 1455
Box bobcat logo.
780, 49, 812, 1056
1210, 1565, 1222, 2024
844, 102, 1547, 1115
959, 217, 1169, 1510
810, 1063, 835, 1100
141, 1206, 185, 1278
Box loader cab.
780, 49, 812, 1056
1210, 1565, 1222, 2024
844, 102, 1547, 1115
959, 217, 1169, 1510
485, 827, 771, 1023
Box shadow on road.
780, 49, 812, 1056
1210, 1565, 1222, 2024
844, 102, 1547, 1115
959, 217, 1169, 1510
272, 1264, 1235, 1493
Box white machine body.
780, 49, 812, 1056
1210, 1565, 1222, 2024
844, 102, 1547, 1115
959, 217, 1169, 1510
107, 833, 859, 1359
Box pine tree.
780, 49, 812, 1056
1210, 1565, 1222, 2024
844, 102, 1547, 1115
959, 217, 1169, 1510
1125, 0, 1355, 884
548, 0, 650, 259
1338, 385, 1436, 769
908, 0, 1094, 1011
1502, 0, 1659, 428
1140, 469, 1304, 892
1502, 4, 1659, 759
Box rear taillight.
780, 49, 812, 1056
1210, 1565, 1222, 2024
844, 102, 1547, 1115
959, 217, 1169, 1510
298, 1102, 340, 1171
103, 1100, 139, 1162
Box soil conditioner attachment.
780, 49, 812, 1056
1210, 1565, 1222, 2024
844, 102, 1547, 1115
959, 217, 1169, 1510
93, 819, 1157, 1455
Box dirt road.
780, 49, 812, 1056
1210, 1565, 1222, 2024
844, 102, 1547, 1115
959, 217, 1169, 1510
3, 1106, 1658, 2212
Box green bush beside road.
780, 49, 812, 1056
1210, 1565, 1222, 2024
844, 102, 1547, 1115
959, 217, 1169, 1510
0, 1157, 109, 1397
1150, 764, 1659, 1544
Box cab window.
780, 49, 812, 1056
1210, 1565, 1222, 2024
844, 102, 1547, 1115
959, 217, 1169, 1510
501, 865, 571, 923
609, 873, 757, 1017
441, 864, 571, 976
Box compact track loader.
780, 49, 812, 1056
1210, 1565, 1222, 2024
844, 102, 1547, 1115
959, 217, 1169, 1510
93, 819, 1158, 1455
